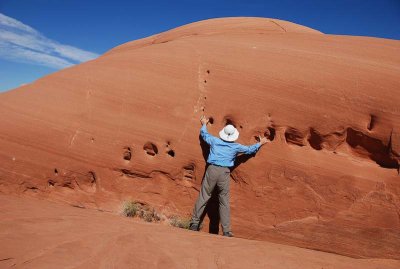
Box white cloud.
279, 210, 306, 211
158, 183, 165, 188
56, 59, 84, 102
0, 13, 99, 69
0, 13, 38, 35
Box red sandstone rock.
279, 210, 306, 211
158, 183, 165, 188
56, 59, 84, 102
0, 17, 399, 259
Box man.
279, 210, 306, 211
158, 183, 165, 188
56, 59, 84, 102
189, 115, 269, 237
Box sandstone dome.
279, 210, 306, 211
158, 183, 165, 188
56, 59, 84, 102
0, 17, 399, 259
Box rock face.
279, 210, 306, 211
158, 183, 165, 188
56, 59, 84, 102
2, 194, 400, 269
0, 17, 399, 259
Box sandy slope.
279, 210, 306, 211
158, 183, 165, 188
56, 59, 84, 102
0, 194, 399, 269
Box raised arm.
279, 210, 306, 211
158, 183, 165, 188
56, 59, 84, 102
236, 136, 269, 155
200, 116, 217, 145
236, 143, 261, 155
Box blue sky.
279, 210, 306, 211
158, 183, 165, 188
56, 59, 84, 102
0, 0, 399, 92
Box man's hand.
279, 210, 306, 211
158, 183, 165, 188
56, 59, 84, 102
200, 115, 209, 125
258, 135, 269, 145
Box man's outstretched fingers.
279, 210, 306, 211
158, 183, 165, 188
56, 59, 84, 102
258, 135, 269, 145
200, 115, 209, 125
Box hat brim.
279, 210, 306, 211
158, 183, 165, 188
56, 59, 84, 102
219, 128, 239, 142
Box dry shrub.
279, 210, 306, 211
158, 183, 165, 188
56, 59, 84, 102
122, 201, 139, 217
122, 201, 162, 223
170, 216, 191, 229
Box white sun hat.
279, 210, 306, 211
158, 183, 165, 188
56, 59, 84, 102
219, 124, 239, 142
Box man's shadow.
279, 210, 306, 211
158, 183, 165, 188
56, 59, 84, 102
198, 134, 256, 234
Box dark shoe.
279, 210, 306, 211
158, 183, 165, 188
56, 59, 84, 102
189, 223, 199, 231
223, 231, 234, 237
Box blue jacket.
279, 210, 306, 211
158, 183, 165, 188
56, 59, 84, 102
200, 124, 261, 167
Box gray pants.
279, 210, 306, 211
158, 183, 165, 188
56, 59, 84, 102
191, 165, 231, 232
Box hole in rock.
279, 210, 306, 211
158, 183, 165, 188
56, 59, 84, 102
284, 127, 306, 146
123, 147, 132, 161
346, 128, 399, 169
206, 70, 210, 74
367, 115, 376, 131
54, 168, 58, 175
255, 128, 276, 142
183, 164, 195, 180
48, 180, 55, 187
167, 149, 175, 157
308, 128, 346, 151
118, 168, 151, 179
239, 125, 243, 129
144, 142, 158, 156
308, 128, 323, 150
208, 117, 214, 124
204, 96, 207, 100
223, 117, 236, 127
265, 127, 276, 141
91, 137, 95, 142
88, 171, 97, 184
204, 80, 207, 83
26, 186, 38, 191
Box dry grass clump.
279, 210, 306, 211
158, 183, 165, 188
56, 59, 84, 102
122, 201, 190, 229
122, 201, 162, 222
122, 201, 139, 217
138, 206, 162, 222
169, 216, 191, 229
